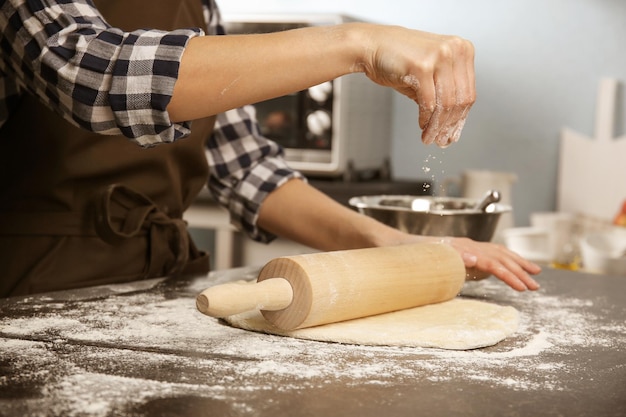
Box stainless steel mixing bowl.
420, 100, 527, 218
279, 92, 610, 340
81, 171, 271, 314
349, 195, 511, 242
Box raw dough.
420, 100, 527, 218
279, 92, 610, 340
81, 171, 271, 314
224, 298, 519, 350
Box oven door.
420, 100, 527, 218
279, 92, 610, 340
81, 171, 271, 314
255, 81, 333, 152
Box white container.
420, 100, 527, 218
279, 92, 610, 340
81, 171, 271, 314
579, 228, 626, 276
530, 211, 580, 266
502, 227, 551, 264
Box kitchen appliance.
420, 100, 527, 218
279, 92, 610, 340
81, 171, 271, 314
222, 13, 393, 178
349, 195, 511, 242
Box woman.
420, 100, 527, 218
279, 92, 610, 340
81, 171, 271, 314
0, 0, 540, 297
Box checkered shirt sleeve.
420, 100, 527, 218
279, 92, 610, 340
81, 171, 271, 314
207, 106, 305, 243
0, 0, 305, 242
0, 0, 203, 145
202, 0, 306, 242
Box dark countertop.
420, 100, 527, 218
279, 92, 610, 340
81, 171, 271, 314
1, 267, 625, 417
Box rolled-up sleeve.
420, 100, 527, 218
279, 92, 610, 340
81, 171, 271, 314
200, 0, 305, 241
206, 106, 305, 243
0, 0, 203, 145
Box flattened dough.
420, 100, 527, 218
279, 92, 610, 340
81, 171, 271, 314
224, 298, 519, 350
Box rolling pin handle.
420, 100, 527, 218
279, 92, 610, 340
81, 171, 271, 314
196, 277, 293, 318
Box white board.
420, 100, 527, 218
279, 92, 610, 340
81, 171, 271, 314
557, 78, 626, 221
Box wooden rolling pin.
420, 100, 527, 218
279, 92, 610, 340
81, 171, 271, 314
196, 242, 465, 330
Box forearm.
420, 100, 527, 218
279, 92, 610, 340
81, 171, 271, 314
256, 179, 411, 252
257, 179, 541, 292
168, 24, 365, 121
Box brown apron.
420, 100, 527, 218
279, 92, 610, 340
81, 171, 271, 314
0, 0, 214, 297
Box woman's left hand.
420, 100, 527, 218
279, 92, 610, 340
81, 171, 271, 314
445, 237, 541, 291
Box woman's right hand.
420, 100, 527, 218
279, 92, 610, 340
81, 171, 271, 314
350, 24, 476, 148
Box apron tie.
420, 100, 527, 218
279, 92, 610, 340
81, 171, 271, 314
94, 184, 190, 277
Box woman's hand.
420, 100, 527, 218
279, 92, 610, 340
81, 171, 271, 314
441, 237, 541, 291
398, 235, 541, 291
353, 25, 476, 148
394, 233, 540, 291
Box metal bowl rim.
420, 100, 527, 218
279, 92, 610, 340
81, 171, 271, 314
348, 194, 512, 214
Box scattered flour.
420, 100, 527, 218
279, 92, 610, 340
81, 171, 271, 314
1, 274, 624, 416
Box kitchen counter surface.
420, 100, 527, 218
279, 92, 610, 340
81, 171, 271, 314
1, 267, 625, 417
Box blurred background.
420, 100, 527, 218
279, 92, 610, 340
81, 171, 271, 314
220, 0, 626, 227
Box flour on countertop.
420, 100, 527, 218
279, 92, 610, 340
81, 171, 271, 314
1, 276, 624, 416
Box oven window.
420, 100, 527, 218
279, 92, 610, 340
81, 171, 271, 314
225, 20, 334, 153
256, 94, 300, 148
255, 88, 333, 151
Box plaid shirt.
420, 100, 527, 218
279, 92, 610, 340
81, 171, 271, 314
0, 0, 303, 242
